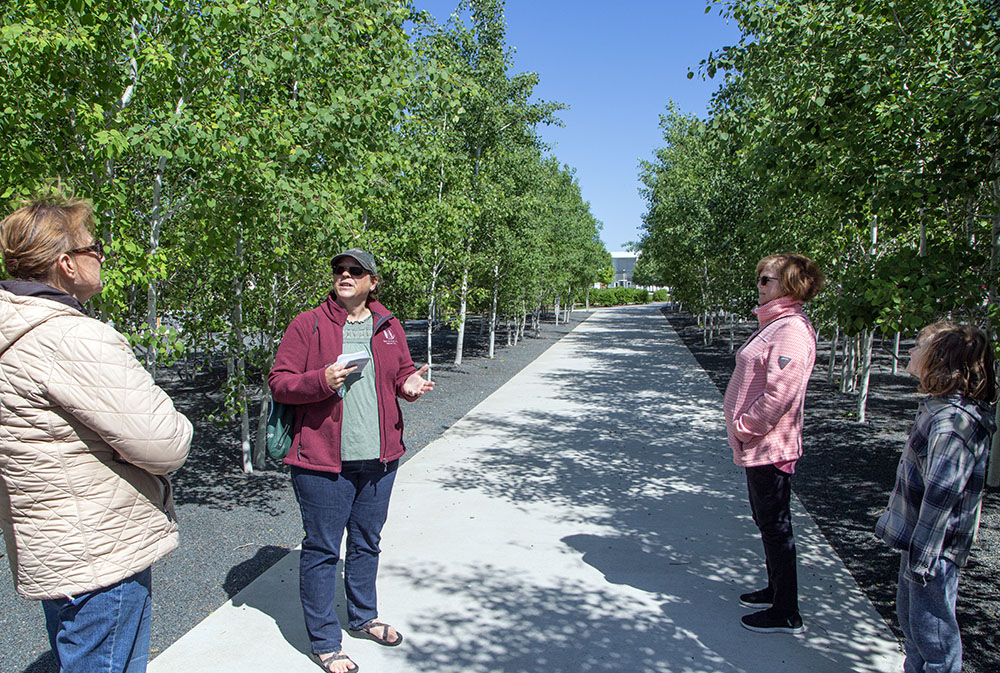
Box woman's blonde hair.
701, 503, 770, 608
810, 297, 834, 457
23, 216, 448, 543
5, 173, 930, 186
0, 187, 95, 281
756, 253, 825, 302
916, 322, 996, 403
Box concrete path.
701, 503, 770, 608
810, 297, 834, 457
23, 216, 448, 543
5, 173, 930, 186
149, 305, 904, 673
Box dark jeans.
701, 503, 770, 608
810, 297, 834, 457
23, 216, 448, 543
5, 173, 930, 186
897, 551, 961, 673
745, 464, 798, 615
42, 567, 152, 673
291, 460, 397, 655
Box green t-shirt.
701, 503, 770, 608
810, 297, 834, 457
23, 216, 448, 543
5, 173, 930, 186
339, 319, 380, 461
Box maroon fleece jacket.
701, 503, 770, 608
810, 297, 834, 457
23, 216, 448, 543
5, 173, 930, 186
268, 295, 417, 473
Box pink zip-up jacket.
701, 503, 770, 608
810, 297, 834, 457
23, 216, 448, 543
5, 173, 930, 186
723, 296, 816, 468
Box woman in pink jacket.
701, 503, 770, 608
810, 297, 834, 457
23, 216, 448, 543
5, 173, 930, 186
723, 253, 823, 635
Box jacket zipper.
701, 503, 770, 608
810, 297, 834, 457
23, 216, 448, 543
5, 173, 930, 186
371, 310, 392, 469
296, 310, 322, 462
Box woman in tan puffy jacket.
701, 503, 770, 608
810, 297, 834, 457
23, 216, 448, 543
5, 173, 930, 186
0, 190, 193, 673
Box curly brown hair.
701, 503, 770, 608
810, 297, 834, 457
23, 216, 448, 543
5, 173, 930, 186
916, 322, 996, 403
756, 253, 825, 302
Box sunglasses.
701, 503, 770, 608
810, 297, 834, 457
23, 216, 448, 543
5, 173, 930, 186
68, 241, 105, 259
333, 264, 368, 278
757, 275, 780, 287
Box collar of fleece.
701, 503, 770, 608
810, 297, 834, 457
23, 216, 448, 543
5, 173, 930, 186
752, 295, 804, 326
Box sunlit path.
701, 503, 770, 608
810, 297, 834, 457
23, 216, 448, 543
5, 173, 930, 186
149, 305, 903, 673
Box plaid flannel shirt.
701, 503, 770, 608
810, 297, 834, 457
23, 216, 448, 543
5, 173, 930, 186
875, 395, 996, 582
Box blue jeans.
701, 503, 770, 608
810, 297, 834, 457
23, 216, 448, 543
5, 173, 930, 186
745, 465, 798, 615
897, 550, 961, 673
42, 567, 152, 673
291, 460, 397, 655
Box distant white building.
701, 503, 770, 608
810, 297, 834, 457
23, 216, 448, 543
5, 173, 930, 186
610, 251, 638, 287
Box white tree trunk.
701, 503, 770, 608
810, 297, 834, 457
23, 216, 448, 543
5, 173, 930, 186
254, 377, 268, 465
240, 393, 253, 471
253, 293, 279, 466
849, 334, 861, 393
488, 267, 498, 359
534, 292, 542, 337
856, 329, 875, 423
840, 335, 852, 394
827, 325, 839, 386
232, 236, 254, 473
145, 152, 168, 379
426, 274, 436, 382
143, 87, 185, 377
454, 256, 470, 365
892, 332, 901, 376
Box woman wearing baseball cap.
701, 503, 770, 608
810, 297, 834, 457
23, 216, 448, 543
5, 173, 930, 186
269, 248, 433, 673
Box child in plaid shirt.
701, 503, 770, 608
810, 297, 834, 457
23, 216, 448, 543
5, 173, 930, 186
875, 322, 996, 673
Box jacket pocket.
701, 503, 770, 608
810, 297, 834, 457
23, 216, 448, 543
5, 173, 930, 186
156, 475, 174, 520
740, 434, 765, 461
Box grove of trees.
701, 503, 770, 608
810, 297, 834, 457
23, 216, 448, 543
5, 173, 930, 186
0, 0, 608, 471
635, 0, 999, 476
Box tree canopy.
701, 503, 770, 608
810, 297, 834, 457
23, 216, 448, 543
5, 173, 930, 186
0, 0, 609, 471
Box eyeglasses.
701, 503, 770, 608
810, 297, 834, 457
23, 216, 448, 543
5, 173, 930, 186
68, 241, 105, 260
333, 264, 368, 278
757, 275, 780, 287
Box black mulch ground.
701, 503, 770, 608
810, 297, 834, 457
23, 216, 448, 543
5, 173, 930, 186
663, 308, 999, 673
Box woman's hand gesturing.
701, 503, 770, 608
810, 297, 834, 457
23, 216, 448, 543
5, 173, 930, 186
402, 365, 435, 398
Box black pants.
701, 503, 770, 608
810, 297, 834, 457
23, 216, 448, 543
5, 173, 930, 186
745, 464, 798, 615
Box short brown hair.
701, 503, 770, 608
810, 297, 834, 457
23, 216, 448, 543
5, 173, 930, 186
756, 253, 825, 302
0, 187, 95, 281
917, 322, 996, 403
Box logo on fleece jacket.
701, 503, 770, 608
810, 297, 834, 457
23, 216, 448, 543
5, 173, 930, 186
778, 356, 792, 370
382, 328, 398, 345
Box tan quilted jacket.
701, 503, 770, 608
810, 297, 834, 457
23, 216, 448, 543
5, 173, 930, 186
0, 289, 192, 600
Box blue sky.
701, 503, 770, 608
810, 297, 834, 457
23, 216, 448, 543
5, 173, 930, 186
414, 1, 744, 251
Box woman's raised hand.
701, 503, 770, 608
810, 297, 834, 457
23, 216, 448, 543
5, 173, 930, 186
402, 365, 435, 398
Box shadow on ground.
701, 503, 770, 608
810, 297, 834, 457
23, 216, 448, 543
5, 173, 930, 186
358, 307, 899, 673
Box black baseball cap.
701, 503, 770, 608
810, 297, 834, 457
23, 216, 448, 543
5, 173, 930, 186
331, 248, 377, 275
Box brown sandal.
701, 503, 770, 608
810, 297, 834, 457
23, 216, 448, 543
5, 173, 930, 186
310, 651, 359, 673
350, 619, 403, 647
